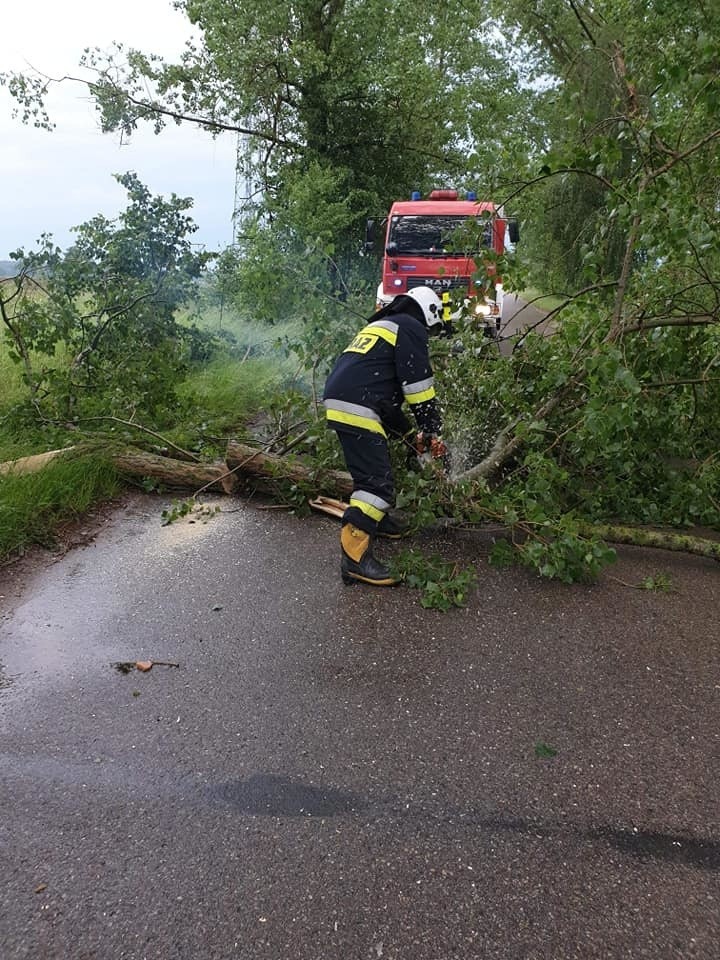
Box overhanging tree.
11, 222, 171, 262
424, 0, 720, 575
1, 1, 535, 319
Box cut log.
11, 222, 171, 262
226, 440, 353, 499
111, 449, 238, 494
0, 447, 76, 477
309, 496, 348, 519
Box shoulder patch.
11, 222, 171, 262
345, 332, 379, 354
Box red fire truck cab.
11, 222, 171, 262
366, 188, 519, 327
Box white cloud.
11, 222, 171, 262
1, 0, 238, 257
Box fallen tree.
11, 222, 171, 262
0, 446, 237, 493
102, 441, 720, 562
2, 438, 718, 570
0, 447, 76, 477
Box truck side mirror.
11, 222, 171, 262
385, 241, 398, 256
364, 219, 376, 253
507, 218, 520, 245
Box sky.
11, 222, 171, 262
1, 0, 238, 259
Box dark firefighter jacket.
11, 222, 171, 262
323, 310, 442, 439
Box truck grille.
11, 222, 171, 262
407, 276, 469, 292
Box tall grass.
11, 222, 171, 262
172, 305, 304, 443
182, 302, 303, 360
0, 454, 122, 560
177, 356, 287, 436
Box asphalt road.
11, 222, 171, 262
1, 489, 718, 960
501, 293, 554, 338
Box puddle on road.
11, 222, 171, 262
207, 774, 367, 817
0, 495, 248, 694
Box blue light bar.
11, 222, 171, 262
410, 191, 421, 201
467, 190, 477, 201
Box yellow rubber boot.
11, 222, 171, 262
340, 524, 401, 587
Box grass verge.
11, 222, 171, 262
0, 454, 122, 562
519, 287, 566, 312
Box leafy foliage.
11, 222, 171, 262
0, 174, 213, 422
392, 549, 477, 611
639, 573, 674, 593
160, 498, 220, 526
534, 742, 558, 760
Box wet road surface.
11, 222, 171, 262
1, 493, 718, 959
502, 292, 553, 336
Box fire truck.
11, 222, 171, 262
365, 188, 519, 334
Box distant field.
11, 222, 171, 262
0, 342, 27, 413
519, 287, 566, 312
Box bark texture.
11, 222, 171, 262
225, 440, 353, 499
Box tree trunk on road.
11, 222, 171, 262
111, 448, 239, 494
4, 441, 717, 563
225, 440, 353, 499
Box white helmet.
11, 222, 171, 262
401, 286, 443, 328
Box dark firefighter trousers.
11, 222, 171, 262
334, 428, 395, 536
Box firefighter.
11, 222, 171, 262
323, 286, 449, 586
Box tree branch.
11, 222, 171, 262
606, 210, 641, 341
44, 71, 304, 150
57, 417, 201, 462
577, 522, 720, 561
0, 289, 37, 397
70, 289, 161, 370
641, 377, 720, 389
648, 125, 720, 184
568, 0, 597, 45
501, 166, 625, 207
618, 314, 718, 335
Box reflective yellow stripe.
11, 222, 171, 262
350, 497, 386, 522
326, 409, 387, 437
343, 323, 397, 354
362, 324, 397, 346
406, 386, 436, 404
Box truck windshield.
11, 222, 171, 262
388, 215, 492, 255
